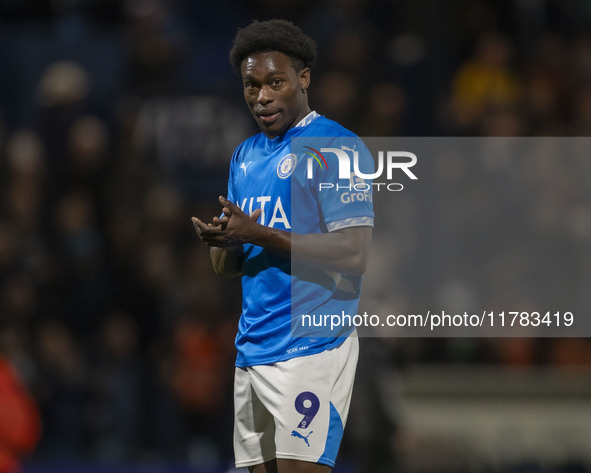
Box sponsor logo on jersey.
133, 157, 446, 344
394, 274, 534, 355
239, 196, 290, 229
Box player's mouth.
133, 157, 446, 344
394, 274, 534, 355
257, 110, 280, 124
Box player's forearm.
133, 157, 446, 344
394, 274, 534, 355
210, 246, 243, 278
251, 225, 372, 274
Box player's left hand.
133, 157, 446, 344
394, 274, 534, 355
192, 196, 262, 247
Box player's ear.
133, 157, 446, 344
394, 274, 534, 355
299, 67, 310, 91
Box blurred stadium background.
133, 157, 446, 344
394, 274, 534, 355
1, 0, 591, 472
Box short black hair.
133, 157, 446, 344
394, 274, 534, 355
229, 19, 317, 74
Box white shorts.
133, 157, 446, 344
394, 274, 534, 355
233, 334, 359, 468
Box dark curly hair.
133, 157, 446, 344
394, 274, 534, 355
229, 19, 317, 74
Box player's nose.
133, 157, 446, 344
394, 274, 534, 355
257, 85, 273, 105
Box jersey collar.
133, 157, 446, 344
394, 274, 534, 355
294, 111, 320, 128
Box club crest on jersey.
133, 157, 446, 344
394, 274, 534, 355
277, 153, 297, 179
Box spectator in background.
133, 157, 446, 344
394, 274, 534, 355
311, 71, 359, 129
0, 329, 41, 473
91, 311, 142, 462
170, 307, 235, 467
358, 81, 405, 136
53, 189, 110, 336
124, 0, 184, 96
34, 320, 88, 459
4, 130, 46, 235
36, 61, 92, 198
522, 34, 573, 135
451, 31, 521, 134
65, 116, 111, 203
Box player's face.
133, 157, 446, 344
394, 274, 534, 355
241, 51, 311, 139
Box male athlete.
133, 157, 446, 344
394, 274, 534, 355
192, 19, 374, 473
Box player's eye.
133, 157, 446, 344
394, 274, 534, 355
271, 78, 283, 87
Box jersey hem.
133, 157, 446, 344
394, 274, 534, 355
236, 455, 334, 469
276, 452, 335, 468
235, 455, 277, 468
235, 334, 351, 368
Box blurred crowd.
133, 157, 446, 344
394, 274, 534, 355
1, 0, 591, 471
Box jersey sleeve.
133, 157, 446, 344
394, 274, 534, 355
226, 146, 239, 204
313, 137, 375, 232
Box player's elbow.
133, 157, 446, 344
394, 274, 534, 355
211, 247, 243, 279
333, 226, 371, 274
346, 252, 368, 275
